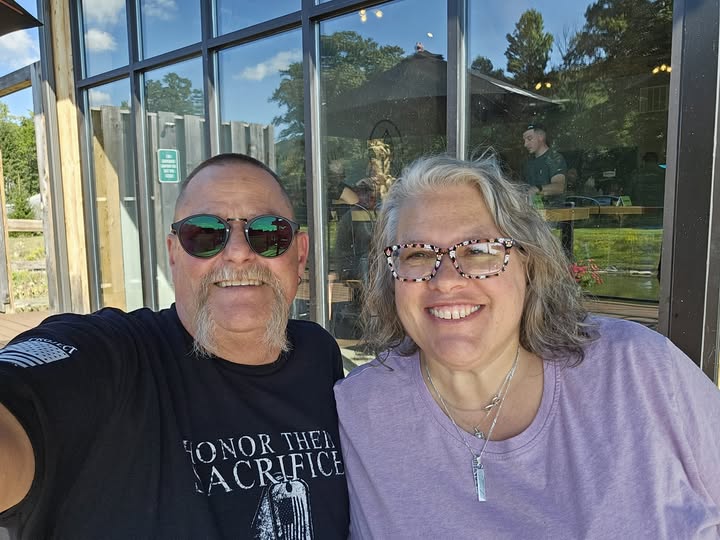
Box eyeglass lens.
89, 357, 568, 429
176, 214, 295, 258
390, 242, 506, 279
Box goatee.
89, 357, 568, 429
191, 264, 291, 359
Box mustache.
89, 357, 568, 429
200, 264, 285, 291
192, 263, 292, 358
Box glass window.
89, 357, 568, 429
218, 29, 308, 318
144, 58, 208, 308
80, 0, 129, 76
319, 0, 447, 356
140, 0, 201, 59
468, 0, 672, 325
87, 79, 143, 310
215, 0, 298, 36
0, 87, 49, 311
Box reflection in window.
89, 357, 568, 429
87, 80, 142, 310
319, 0, 446, 355
467, 1, 672, 314
218, 29, 309, 319
140, 0, 200, 59
144, 58, 208, 308
215, 0, 298, 36
80, 0, 129, 76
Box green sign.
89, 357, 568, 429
158, 149, 179, 183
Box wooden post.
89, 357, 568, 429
0, 150, 15, 313
91, 107, 127, 309
49, 0, 90, 313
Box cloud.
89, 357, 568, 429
143, 0, 178, 21
235, 49, 302, 82
88, 89, 113, 106
83, 0, 124, 25
0, 30, 39, 70
85, 29, 117, 52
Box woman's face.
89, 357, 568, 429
393, 183, 527, 372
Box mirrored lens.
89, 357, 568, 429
178, 215, 228, 258
455, 242, 506, 276
390, 246, 437, 280
247, 215, 295, 258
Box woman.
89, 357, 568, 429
334, 155, 720, 539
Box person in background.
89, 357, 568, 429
0, 153, 349, 539
334, 154, 720, 539
522, 123, 567, 204
629, 151, 666, 206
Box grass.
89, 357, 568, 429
8, 233, 49, 312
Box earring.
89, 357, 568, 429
298, 276, 302, 285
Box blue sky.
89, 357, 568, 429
1, 0, 588, 124
0, 0, 40, 118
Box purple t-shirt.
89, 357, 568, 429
334, 318, 720, 539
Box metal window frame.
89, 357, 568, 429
63, 0, 720, 382
659, 0, 720, 380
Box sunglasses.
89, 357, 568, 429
170, 213, 300, 259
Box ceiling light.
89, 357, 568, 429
427, 32, 433, 38
375, 9, 383, 18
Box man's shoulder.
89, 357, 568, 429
288, 319, 334, 340
5, 306, 181, 354
288, 319, 340, 354
35, 306, 169, 334
543, 147, 567, 168
335, 350, 416, 395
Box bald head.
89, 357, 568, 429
175, 153, 293, 216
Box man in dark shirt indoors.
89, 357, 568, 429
0, 153, 349, 539
522, 122, 567, 206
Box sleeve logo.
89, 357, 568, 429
0, 338, 77, 367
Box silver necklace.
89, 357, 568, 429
424, 346, 520, 502
471, 362, 517, 439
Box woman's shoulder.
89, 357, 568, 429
334, 349, 417, 399
577, 316, 689, 383
586, 315, 668, 352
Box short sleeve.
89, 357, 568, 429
548, 151, 567, 177
0, 313, 135, 519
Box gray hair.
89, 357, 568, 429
361, 154, 596, 362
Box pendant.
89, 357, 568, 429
473, 458, 486, 502
484, 394, 501, 411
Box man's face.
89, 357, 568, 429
523, 129, 545, 155
167, 162, 309, 356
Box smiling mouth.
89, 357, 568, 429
215, 279, 264, 288
428, 305, 482, 320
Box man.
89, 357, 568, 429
0, 154, 349, 538
522, 123, 567, 201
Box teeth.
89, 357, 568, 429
428, 305, 481, 320
216, 279, 263, 287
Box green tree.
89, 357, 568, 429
0, 103, 38, 219
145, 73, 204, 115
554, 0, 673, 153
269, 31, 405, 216
504, 9, 554, 89
271, 31, 404, 140
470, 56, 506, 80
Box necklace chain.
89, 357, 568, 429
424, 346, 520, 501
471, 359, 518, 438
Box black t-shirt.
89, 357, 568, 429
0, 306, 349, 539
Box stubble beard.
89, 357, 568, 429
191, 264, 292, 359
